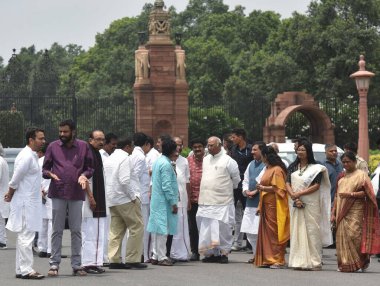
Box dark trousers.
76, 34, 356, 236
233, 188, 246, 208
188, 203, 199, 254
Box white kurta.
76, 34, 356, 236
38, 157, 52, 220
171, 155, 191, 260
6, 146, 42, 233
196, 150, 240, 255
0, 156, 9, 219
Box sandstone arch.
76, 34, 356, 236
263, 92, 335, 144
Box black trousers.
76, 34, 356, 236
233, 188, 246, 208
188, 203, 199, 254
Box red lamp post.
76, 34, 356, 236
349, 55, 375, 162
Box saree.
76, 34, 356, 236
288, 164, 332, 270
255, 166, 289, 267
335, 169, 380, 272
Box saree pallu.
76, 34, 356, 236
255, 166, 289, 267
288, 164, 332, 269
336, 170, 380, 272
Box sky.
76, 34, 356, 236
0, 0, 312, 62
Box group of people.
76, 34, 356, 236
1, 122, 380, 279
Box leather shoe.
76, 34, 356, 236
220, 255, 228, 264
202, 255, 221, 263
109, 263, 131, 269
125, 263, 148, 269
38, 252, 48, 258
190, 253, 200, 261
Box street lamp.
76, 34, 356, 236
349, 55, 375, 162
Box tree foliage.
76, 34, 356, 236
2, 0, 380, 145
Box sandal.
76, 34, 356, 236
157, 259, 173, 266
22, 271, 45, 279
47, 267, 58, 277
247, 258, 255, 264
270, 264, 286, 269
73, 268, 88, 276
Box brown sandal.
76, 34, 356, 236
22, 272, 45, 279
157, 259, 173, 266
47, 267, 58, 277
72, 268, 87, 276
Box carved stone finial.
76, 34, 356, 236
148, 0, 171, 42
11, 103, 17, 113
358, 54, 366, 71
154, 0, 165, 9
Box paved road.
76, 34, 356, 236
1, 230, 380, 286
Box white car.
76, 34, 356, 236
4, 148, 23, 179
272, 143, 344, 166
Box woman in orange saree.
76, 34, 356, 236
254, 146, 290, 269
332, 151, 380, 272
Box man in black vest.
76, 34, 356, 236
230, 128, 253, 251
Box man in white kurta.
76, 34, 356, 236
99, 132, 118, 266
196, 136, 240, 264
170, 137, 191, 261
37, 152, 52, 258
5, 128, 45, 279
0, 143, 9, 249
104, 140, 146, 269
129, 133, 151, 264
81, 130, 107, 274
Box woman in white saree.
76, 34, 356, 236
286, 140, 332, 270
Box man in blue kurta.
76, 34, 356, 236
241, 141, 266, 263
147, 139, 179, 266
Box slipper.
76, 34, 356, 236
47, 267, 58, 277
22, 272, 44, 279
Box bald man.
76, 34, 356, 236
196, 137, 240, 264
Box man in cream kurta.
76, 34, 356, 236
196, 136, 240, 264
5, 128, 46, 279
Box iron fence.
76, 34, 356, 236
0, 94, 379, 148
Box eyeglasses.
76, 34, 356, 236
93, 138, 105, 142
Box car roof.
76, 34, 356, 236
273, 143, 344, 153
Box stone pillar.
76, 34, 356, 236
133, 0, 189, 145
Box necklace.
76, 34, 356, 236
298, 163, 308, 176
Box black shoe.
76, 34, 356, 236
61, 255, 68, 258
15, 274, 22, 279
84, 266, 105, 274
125, 263, 148, 269
0, 242, 7, 249
38, 251, 48, 258
109, 263, 131, 269
190, 253, 200, 261
202, 255, 221, 263
220, 255, 228, 264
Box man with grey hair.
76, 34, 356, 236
323, 144, 343, 202
0, 143, 9, 249
196, 136, 240, 264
